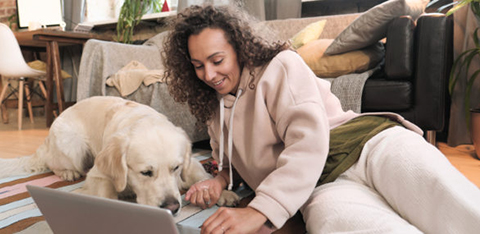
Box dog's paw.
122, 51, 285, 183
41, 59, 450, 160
55, 170, 82, 181
217, 190, 240, 207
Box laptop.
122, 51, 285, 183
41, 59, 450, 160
26, 185, 200, 234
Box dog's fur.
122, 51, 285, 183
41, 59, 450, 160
0, 96, 239, 214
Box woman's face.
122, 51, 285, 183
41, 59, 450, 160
188, 28, 242, 95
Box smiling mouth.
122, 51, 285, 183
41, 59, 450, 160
213, 78, 224, 87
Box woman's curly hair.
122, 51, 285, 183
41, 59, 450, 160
163, 4, 289, 126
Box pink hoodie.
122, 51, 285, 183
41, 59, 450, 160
207, 50, 421, 229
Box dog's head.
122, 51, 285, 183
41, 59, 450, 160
94, 121, 198, 215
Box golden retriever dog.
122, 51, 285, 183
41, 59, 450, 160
0, 96, 239, 214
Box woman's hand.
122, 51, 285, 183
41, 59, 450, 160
185, 175, 227, 209
201, 207, 268, 234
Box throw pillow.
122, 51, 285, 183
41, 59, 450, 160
290, 20, 327, 49
298, 39, 384, 78
325, 0, 428, 55
27, 60, 72, 79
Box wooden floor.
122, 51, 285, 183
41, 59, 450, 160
0, 109, 479, 188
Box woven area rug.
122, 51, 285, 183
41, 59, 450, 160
0, 149, 250, 234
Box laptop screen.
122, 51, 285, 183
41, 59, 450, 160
27, 185, 200, 234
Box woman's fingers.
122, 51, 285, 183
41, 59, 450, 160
194, 190, 206, 209
202, 208, 227, 234
202, 207, 269, 234
185, 186, 197, 201
208, 186, 218, 208
191, 186, 211, 209
203, 188, 211, 207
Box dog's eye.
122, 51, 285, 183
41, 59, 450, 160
173, 165, 179, 172
141, 170, 153, 177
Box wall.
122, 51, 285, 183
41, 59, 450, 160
0, 0, 17, 29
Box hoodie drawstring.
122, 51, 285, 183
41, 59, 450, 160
218, 89, 243, 191
219, 98, 225, 170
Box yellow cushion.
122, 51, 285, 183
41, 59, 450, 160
297, 39, 384, 78
27, 60, 72, 79
290, 20, 326, 49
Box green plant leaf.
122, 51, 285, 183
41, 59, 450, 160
465, 69, 480, 129
447, 0, 474, 15
450, 48, 477, 95
449, 28, 480, 95
7, 13, 17, 30
471, 1, 480, 16
474, 28, 480, 48
116, 0, 162, 43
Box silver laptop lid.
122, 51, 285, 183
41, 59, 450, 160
27, 185, 184, 234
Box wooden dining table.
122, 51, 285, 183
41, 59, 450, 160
14, 29, 112, 127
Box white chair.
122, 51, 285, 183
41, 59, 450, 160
0, 23, 47, 130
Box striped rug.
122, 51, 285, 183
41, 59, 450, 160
0, 172, 85, 233
0, 149, 229, 234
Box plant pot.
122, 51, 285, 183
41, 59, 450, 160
471, 108, 480, 160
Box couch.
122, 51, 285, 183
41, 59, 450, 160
78, 11, 452, 145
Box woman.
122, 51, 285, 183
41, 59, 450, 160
163, 5, 480, 234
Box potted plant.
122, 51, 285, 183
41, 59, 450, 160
7, 13, 17, 30
116, 0, 164, 44
472, 108, 480, 159
447, 0, 480, 159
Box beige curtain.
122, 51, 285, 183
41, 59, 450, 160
177, 0, 265, 20
177, 0, 302, 21
264, 0, 302, 20
241, 0, 266, 20
448, 5, 480, 146
242, 0, 302, 20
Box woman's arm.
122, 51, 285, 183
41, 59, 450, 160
248, 51, 333, 229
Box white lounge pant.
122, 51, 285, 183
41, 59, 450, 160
300, 126, 480, 234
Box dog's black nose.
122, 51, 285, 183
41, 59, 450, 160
160, 197, 180, 215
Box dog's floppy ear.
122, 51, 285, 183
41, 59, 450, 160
95, 134, 129, 192
180, 137, 192, 182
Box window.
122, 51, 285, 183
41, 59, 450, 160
16, 0, 64, 29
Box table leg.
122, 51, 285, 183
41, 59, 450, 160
24, 81, 34, 123
45, 41, 66, 127
1, 104, 7, 124
0, 76, 8, 124
45, 43, 54, 127
51, 41, 65, 113
18, 79, 24, 130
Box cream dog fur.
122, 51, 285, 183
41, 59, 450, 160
0, 96, 239, 214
